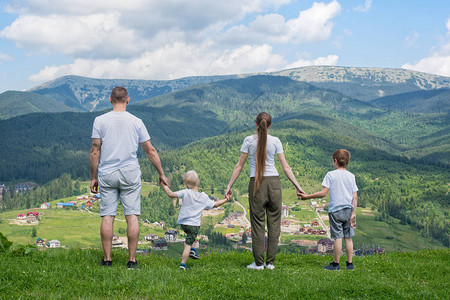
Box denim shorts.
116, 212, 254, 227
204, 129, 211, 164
180, 224, 200, 246
98, 165, 142, 216
329, 207, 354, 239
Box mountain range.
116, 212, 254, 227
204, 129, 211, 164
1, 66, 449, 120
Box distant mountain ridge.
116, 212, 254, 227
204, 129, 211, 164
1, 66, 449, 120
271, 66, 450, 101
27, 74, 238, 112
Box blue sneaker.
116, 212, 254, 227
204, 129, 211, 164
179, 263, 189, 270
189, 248, 200, 259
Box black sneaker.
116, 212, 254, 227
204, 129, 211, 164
323, 262, 340, 271
100, 259, 112, 267
346, 261, 355, 270
179, 263, 189, 270
127, 260, 141, 270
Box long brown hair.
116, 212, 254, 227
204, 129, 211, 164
254, 112, 272, 194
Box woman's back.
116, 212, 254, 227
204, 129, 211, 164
241, 134, 283, 177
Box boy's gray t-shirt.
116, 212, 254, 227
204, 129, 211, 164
322, 169, 358, 213
176, 189, 215, 226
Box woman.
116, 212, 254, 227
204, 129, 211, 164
225, 112, 304, 270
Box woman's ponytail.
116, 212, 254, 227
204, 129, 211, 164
254, 112, 272, 195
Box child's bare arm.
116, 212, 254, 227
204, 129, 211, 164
300, 187, 329, 200
214, 194, 230, 208
351, 192, 357, 228
161, 183, 178, 198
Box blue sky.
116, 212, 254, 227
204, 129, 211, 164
0, 0, 449, 93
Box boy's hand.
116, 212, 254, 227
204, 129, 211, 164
351, 213, 356, 228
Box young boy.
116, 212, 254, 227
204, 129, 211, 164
299, 149, 358, 270
161, 170, 229, 270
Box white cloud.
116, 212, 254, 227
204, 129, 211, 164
3, 0, 343, 84
353, 0, 372, 12
284, 54, 339, 69
0, 52, 14, 63
222, 0, 341, 44
29, 43, 288, 82
405, 31, 420, 48
402, 19, 450, 77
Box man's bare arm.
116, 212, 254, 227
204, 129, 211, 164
140, 140, 168, 185
90, 138, 101, 193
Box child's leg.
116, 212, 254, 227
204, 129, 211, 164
344, 237, 353, 263
334, 238, 342, 263
181, 243, 192, 264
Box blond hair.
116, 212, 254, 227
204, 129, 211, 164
183, 170, 200, 189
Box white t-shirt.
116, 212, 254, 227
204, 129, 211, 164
91, 111, 150, 175
240, 134, 283, 177
321, 169, 358, 213
176, 189, 215, 226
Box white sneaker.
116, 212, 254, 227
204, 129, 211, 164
264, 263, 275, 270
246, 262, 264, 270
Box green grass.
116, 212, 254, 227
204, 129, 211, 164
0, 249, 448, 299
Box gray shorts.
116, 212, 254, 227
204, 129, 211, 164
329, 208, 354, 239
98, 165, 142, 216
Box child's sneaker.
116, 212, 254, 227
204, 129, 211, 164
246, 262, 264, 270
179, 263, 189, 270
189, 248, 200, 259
264, 263, 275, 270
323, 262, 340, 271
346, 261, 355, 270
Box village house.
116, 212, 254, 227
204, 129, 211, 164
281, 205, 290, 218
48, 240, 61, 248
85, 201, 93, 208
312, 220, 319, 227
35, 237, 46, 247
151, 239, 168, 250
281, 219, 291, 227
144, 234, 159, 241
317, 238, 334, 254
165, 230, 177, 242
40, 203, 51, 209
17, 214, 26, 221
77, 195, 89, 201
26, 212, 39, 223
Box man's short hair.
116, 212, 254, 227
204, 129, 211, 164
183, 170, 200, 189
332, 149, 351, 167
110, 86, 129, 103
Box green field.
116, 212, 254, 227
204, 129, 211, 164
0, 248, 448, 299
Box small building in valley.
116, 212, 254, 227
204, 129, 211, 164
165, 230, 177, 242
49, 240, 61, 248
151, 239, 168, 250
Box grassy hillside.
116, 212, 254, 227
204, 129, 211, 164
0, 248, 448, 299
0, 91, 77, 120
370, 88, 450, 113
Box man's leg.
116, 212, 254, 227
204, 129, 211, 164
101, 216, 115, 261
334, 238, 342, 263
345, 237, 353, 263
125, 215, 139, 262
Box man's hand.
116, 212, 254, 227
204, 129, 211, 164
297, 190, 308, 199
90, 179, 98, 194
351, 212, 357, 228
159, 175, 169, 186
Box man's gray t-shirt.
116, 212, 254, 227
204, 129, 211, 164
176, 189, 215, 226
91, 111, 150, 175
322, 169, 358, 213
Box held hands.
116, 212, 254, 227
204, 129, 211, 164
159, 175, 169, 186
296, 188, 308, 200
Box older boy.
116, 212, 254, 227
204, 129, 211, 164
299, 149, 358, 270
162, 170, 229, 270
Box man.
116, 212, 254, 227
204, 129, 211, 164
90, 86, 167, 269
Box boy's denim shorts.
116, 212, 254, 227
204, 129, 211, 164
98, 165, 142, 216
329, 207, 354, 239
180, 224, 200, 246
